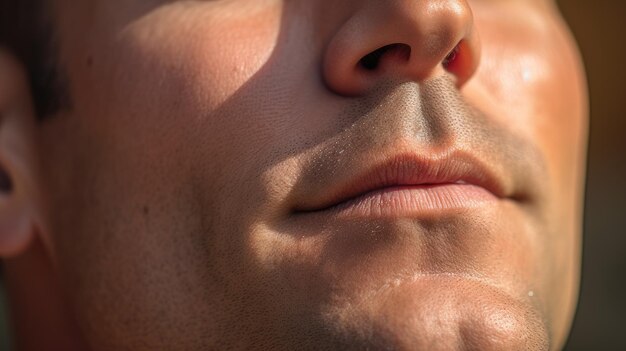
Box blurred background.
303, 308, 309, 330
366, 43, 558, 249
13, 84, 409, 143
560, 0, 626, 349
0, 0, 624, 350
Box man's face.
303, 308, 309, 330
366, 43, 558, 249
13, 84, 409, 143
38, 0, 586, 349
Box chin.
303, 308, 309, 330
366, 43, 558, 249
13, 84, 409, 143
316, 275, 550, 351
258, 201, 552, 350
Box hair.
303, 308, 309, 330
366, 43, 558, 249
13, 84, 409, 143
0, 0, 69, 119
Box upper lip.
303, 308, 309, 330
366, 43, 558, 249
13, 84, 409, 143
295, 151, 507, 213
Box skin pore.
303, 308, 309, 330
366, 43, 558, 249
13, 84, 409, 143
0, 0, 587, 350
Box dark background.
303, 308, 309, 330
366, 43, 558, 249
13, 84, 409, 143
560, 0, 626, 349
0, 1, 625, 350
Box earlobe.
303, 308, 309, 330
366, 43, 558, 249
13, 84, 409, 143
0, 50, 41, 258
0, 204, 33, 258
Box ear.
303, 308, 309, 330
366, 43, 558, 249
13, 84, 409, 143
0, 49, 40, 258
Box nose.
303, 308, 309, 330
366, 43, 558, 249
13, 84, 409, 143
323, 0, 480, 96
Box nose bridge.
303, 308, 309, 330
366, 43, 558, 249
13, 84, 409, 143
323, 0, 480, 96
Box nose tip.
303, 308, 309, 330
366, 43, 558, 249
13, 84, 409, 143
323, 0, 480, 96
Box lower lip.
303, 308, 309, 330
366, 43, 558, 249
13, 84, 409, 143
313, 184, 498, 219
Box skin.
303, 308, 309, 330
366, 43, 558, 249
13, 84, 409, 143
0, 0, 587, 350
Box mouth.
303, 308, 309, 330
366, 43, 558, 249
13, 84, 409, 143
294, 152, 507, 219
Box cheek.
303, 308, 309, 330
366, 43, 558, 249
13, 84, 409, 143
467, 5, 587, 338
67, 1, 286, 174
75, 0, 290, 227
44, 2, 289, 346
116, 1, 284, 111
469, 7, 587, 187
98, 1, 293, 197
73, 0, 288, 266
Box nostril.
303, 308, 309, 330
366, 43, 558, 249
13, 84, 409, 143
359, 44, 411, 71
360, 47, 386, 70
442, 44, 460, 69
